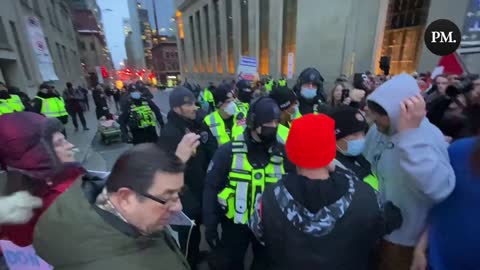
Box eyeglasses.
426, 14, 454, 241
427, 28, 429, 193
127, 186, 183, 206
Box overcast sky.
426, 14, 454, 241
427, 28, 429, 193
97, 0, 175, 69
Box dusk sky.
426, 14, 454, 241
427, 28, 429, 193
97, 0, 176, 69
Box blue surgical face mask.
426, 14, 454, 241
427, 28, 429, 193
300, 87, 317, 100
343, 138, 366, 156
130, 92, 141, 99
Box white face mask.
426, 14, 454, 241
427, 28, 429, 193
223, 101, 237, 116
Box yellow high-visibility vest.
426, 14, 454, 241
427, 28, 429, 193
35, 96, 68, 118
0, 95, 25, 116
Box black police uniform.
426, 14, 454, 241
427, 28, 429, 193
159, 110, 216, 270
293, 68, 328, 115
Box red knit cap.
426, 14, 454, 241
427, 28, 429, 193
286, 113, 336, 168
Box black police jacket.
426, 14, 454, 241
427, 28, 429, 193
159, 111, 216, 218
202, 130, 295, 229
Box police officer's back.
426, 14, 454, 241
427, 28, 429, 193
249, 114, 402, 270
203, 97, 294, 270
293, 67, 328, 115
119, 87, 164, 144
0, 83, 26, 116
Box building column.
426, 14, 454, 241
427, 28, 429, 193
192, 11, 203, 75
371, 0, 389, 73
248, 0, 259, 61
232, 0, 241, 70
269, 0, 283, 78
208, 0, 218, 74
219, 0, 228, 74
200, 4, 210, 73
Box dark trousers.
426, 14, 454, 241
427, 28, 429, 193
131, 126, 158, 144
213, 218, 267, 270
175, 224, 201, 270
69, 111, 87, 129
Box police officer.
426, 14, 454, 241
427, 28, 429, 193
278, 76, 287, 87
203, 97, 293, 270
235, 79, 253, 114
293, 67, 327, 115
119, 86, 164, 144
269, 86, 299, 144
249, 114, 402, 270
33, 82, 69, 126
160, 86, 216, 270
198, 84, 215, 114
329, 106, 378, 190
204, 83, 246, 148
264, 76, 275, 92
0, 82, 26, 116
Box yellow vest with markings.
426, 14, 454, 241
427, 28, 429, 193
217, 133, 286, 224
204, 110, 246, 146
0, 95, 25, 116
276, 124, 289, 145
35, 96, 68, 118
129, 100, 156, 128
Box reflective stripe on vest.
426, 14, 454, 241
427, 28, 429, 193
276, 124, 289, 145
204, 110, 246, 146
236, 101, 249, 114
35, 96, 68, 118
130, 101, 156, 128
265, 80, 274, 92
0, 95, 25, 115
218, 133, 285, 224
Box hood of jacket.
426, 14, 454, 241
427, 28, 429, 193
367, 73, 420, 135
0, 112, 65, 181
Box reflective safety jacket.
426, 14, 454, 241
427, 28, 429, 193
217, 133, 286, 224
35, 96, 68, 118
128, 100, 156, 129
204, 110, 246, 146
278, 79, 286, 87
265, 80, 274, 92
276, 124, 289, 145
334, 159, 379, 191
235, 101, 249, 114
0, 95, 25, 115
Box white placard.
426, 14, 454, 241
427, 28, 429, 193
287, 52, 294, 79
237, 56, 258, 81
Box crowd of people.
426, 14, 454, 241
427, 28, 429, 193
0, 65, 479, 270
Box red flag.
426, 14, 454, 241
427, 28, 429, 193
437, 53, 465, 75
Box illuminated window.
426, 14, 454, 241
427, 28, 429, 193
214, 0, 223, 73
176, 11, 184, 39
196, 10, 204, 72
226, 0, 234, 73
259, 0, 269, 75
281, 0, 297, 77
240, 0, 249, 56
378, 0, 430, 74
204, 5, 212, 72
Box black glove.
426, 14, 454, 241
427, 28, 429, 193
383, 201, 403, 234
205, 224, 219, 249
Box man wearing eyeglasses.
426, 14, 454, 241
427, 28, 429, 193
33, 134, 200, 270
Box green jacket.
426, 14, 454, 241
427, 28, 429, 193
33, 176, 190, 270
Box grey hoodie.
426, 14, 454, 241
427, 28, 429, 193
364, 73, 455, 247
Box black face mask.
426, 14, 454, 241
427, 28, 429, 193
258, 126, 278, 145
238, 90, 253, 103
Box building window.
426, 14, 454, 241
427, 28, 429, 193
56, 43, 65, 75
50, 0, 61, 31
226, 0, 234, 74
62, 45, 70, 76
33, 0, 42, 17
259, 0, 269, 75
90, 42, 95, 51
0, 17, 11, 50
79, 41, 86, 50
195, 10, 204, 72
240, 0, 249, 56
204, 5, 212, 72
379, 0, 430, 74
9, 21, 31, 80
214, 0, 223, 74
281, 0, 297, 77
189, 15, 198, 72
